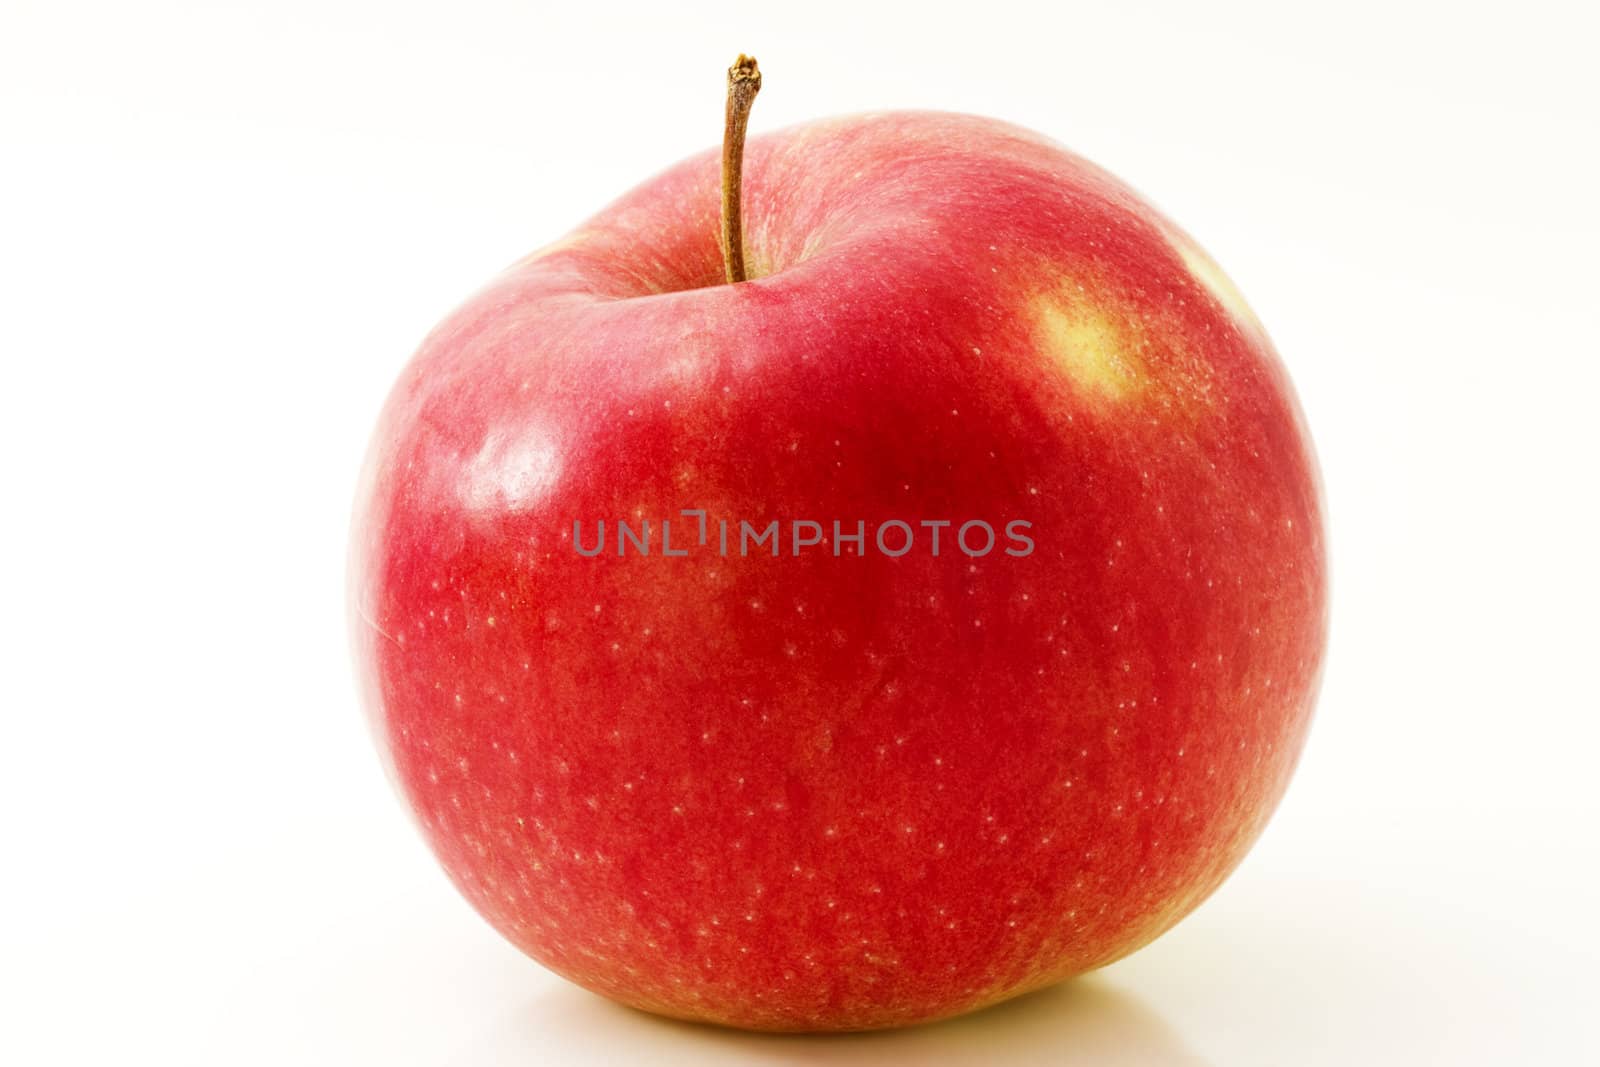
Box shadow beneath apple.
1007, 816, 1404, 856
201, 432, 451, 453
448, 978, 1210, 1066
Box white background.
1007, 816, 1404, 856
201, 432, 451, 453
3, 1, 1597, 1063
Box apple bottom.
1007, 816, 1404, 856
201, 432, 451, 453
376, 542, 1312, 1030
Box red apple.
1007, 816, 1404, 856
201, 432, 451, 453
349, 105, 1326, 1031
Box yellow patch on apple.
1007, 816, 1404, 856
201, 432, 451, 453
1034, 292, 1147, 403
1175, 240, 1264, 335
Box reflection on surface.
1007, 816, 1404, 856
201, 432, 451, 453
448, 978, 1210, 1066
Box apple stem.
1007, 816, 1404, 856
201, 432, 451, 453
720, 54, 762, 284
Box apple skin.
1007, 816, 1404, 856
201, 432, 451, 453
349, 111, 1326, 1031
